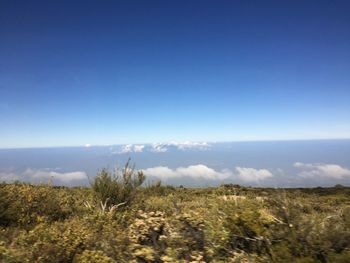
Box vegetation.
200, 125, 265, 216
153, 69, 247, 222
91, 159, 145, 212
0, 168, 350, 262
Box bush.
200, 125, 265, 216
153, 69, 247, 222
91, 160, 145, 209
0, 185, 16, 226
0, 184, 70, 227
142, 180, 175, 197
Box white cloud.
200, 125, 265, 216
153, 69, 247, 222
143, 164, 273, 182
143, 164, 231, 180
142, 166, 177, 178
151, 143, 168, 153
121, 144, 133, 153
294, 162, 350, 179
121, 144, 145, 153
151, 141, 209, 152
0, 168, 87, 185
22, 168, 87, 183
235, 167, 273, 182
134, 145, 145, 152
0, 171, 20, 182
110, 141, 209, 154
174, 141, 209, 150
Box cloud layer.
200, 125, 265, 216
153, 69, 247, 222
294, 162, 350, 179
235, 167, 273, 182
121, 144, 145, 153
2, 162, 349, 187
143, 164, 231, 180
111, 141, 210, 154
0, 168, 88, 185
151, 141, 209, 152
143, 164, 273, 182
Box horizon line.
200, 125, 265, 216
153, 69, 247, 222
1, 137, 350, 150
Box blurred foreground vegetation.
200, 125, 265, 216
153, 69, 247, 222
1, 167, 350, 262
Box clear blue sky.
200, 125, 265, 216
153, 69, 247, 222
0, 0, 350, 148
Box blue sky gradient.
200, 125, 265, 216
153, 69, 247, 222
1, 0, 350, 148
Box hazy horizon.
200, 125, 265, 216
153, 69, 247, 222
1, 138, 350, 150
1, 139, 350, 188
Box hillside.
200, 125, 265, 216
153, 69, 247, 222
1, 182, 350, 262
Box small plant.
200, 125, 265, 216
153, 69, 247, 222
91, 159, 145, 211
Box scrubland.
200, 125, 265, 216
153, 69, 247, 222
1, 165, 349, 262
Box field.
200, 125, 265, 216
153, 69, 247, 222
1, 175, 350, 262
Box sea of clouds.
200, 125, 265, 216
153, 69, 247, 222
1, 140, 350, 187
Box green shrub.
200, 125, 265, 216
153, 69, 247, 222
91, 160, 145, 209
0, 185, 16, 226
0, 184, 71, 227
142, 180, 175, 197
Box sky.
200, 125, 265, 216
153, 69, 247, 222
1, 0, 350, 148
